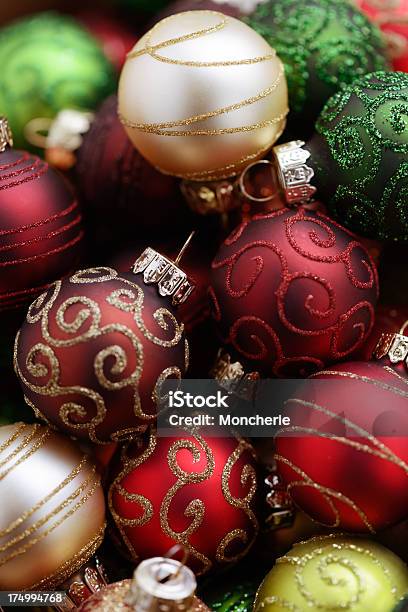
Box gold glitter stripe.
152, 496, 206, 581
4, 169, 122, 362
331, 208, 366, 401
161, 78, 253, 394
0, 470, 98, 553
127, 11, 276, 68
281, 398, 408, 474
0, 477, 101, 566
0, 423, 28, 456
274, 454, 374, 533
0, 428, 51, 481
118, 66, 286, 135
309, 369, 408, 398
0, 424, 40, 469
0, 456, 90, 538
29, 524, 106, 590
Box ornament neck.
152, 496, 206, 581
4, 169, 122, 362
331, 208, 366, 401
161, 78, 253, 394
0, 117, 13, 153
211, 349, 260, 399
126, 557, 197, 611
374, 321, 408, 367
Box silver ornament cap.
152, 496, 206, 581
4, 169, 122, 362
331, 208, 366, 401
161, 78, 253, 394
126, 557, 196, 611
0, 117, 13, 153
273, 140, 316, 205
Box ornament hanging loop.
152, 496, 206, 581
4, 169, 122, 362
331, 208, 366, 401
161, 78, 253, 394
0, 116, 13, 153
239, 159, 278, 203
175, 231, 195, 265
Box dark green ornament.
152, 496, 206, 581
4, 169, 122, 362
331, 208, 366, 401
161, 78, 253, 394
246, 0, 388, 132
0, 12, 116, 148
393, 594, 408, 611
203, 580, 258, 612
307, 71, 408, 242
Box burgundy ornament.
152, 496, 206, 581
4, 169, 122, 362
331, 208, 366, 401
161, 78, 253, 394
75, 95, 192, 251
209, 208, 379, 377
14, 261, 190, 444
0, 126, 83, 312
275, 360, 408, 532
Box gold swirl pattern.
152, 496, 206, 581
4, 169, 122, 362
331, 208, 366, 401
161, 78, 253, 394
119, 11, 288, 181
108, 430, 259, 575
254, 535, 403, 611
14, 268, 186, 443
0, 423, 105, 590
217, 438, 259, 562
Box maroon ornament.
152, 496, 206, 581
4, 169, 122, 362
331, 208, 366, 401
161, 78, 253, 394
275, 360, 408, 533
14, 251, 192, 443
0, 120, 83, 312
75, 95, 192, 252
209, 208, 379, 377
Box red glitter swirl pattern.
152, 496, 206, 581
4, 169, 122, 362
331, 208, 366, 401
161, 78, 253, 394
0, 148, 83, 311
209, 208, 378, 377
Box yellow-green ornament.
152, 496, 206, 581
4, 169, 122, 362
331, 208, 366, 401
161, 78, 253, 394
246, 0, 388, 132
253, 535, 408, 612
0, 12, 116, 148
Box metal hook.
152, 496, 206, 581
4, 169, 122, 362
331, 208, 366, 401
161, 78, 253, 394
399, 319, 408, 336
238, 159, 278, 203
174, 231, 195, 265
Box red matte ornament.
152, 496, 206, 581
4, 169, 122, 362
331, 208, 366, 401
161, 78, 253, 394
107, 427, 259, 575
0, 146, 83, 312
209, 208, 379, 377
275, 360, 408, 533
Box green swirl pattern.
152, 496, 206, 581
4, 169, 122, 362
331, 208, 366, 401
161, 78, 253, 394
0, 12, 116, 148
246, 0, 388, 127
314, 71, 408, 242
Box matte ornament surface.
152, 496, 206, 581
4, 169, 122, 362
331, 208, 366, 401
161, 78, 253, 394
108, 428, 259, 575
209, 208, 379, 377
246, 0, 388, 129
0, 12, 116, 148
119, 11, 288, 180
275, 361, 408, 532
253, 535, 408, 611
0, 148, 83, 311
14, 267, 188, 443
310, 71, 408, 242
0, 423, 105, 590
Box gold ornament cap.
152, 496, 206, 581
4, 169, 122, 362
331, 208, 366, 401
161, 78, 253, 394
0, 117, 13, 153
273, 140, 316, 205
132, 234, 195, 306
126, 557, 197, 611
374, 320, 408, 366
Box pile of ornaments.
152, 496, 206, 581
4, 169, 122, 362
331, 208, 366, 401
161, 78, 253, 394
0, 0, 408, 610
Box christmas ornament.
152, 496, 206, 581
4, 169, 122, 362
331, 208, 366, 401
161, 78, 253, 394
76, 10, 137, 71
356, 0, 408, 72
203, 578, 258, 611
14, 244, 193, 444
0, 117, 83, 312
246, 0, 388, 130
78, 557, 210, 611
0, 422, 106, 590
307, 71, 408, 242
108, 427, 259, 575
76, 95, 192, 250
118, 11, 288, 181
209, 207, 379, 378
0, 11, 116, 148
275, 360, 408, 533
253, 535, 408, 612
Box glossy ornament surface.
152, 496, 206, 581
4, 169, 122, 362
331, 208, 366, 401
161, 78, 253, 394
253, 535, 408, 612
0, 12, 116, 148
108, 428, 259, 575
275, 360, 408, 532
209, 208, 379, 377
118, 11, 288, 181
309, 71, 408, 242
0, 423, 105, 590
14, 267, 188, 443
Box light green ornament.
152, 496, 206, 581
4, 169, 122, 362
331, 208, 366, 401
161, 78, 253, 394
0, 12, 116, 148
253, 535, 408, 612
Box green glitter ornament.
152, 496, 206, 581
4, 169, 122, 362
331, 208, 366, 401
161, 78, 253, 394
306, 71, 408, 242
0, 12, 116, 148
202, 579, 258, 612
246, 0, 388, 132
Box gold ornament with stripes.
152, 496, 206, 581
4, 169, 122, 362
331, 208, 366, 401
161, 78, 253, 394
118, 11, 288, 181
0, 423, 106, 590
